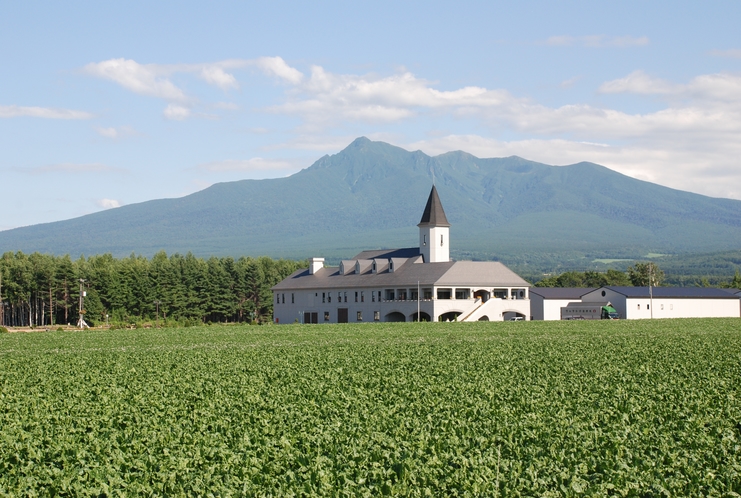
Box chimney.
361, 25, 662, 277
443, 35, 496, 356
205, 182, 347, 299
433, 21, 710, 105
309, 257, 324, 275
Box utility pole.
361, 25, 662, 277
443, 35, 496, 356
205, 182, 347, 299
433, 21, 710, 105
417, 281, 420, 322
649, 264, 654, 319
153, 300, 161, 328
76, 279, 89, 329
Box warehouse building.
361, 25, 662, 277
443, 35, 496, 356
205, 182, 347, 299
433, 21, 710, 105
529, 288, 595, 321
581, 287, 741, 319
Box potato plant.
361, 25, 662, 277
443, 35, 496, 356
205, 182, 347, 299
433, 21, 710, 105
1, 319, 739, 496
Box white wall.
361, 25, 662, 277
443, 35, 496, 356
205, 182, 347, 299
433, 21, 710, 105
580, 288, 740, 319
274, 286, 531, 323
530, 297, 580, 321
464, 298, 530, 321
420, 226, 450, 263
623, 298, 739, 319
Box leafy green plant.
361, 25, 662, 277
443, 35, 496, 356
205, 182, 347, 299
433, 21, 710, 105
1, 319, 739, 495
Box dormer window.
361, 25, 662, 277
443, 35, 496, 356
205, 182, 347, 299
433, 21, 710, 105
355, 261, 360, 273
339, 261, 345, 275
389, 259, 394, 272
372, 261, 377, 273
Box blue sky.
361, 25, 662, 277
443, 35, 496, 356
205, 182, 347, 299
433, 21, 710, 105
2, 1, 741, 231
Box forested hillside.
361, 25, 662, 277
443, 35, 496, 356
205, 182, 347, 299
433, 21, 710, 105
0, 251, 303, 327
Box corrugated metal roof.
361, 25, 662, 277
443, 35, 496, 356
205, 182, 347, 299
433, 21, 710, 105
529, 288, 596, 299
417, 185, 450, 227
603, 286, 740, 299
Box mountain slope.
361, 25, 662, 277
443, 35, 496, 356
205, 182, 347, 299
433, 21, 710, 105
1, 137, 741, 260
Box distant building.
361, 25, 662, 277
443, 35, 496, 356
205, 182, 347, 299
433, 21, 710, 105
531, 286, 740, 320
272, 186, 531, 323
529, 288, 596, 321
581, 287, 740, 319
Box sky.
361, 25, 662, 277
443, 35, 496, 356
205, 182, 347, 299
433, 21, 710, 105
2, 1, 741, 231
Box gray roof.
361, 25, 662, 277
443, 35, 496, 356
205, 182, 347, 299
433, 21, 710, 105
436, 261, 530, 287
352, 247, 421, 260
417, 185, 450, 227
529, 288, 596, 299
602, 286, 740, 299
272, 257, 529, 291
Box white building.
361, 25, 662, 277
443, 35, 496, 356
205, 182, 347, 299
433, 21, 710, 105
529, 288, 596, 321
580, 286, 741, 319
272, 186, 531, 323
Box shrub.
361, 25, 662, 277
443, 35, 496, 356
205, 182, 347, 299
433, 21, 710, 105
0, 326, 8, 334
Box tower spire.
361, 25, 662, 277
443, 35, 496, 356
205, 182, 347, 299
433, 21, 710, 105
418, 185, 450, 227
418, 185, 451, 263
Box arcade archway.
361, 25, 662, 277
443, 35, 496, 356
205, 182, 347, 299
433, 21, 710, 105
385, 311, 406, 322
410, 312, 431, 322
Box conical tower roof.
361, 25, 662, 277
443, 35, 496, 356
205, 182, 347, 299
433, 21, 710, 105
418, 185, 451, 227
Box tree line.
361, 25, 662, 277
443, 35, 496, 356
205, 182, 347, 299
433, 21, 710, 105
535, 262, 741, 288
0, 251, 303, 327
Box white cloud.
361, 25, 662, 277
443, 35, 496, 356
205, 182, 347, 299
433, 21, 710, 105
84, 56, 304, 99
198, 66, 239, 90
709, 49, 741, 58
0, 105, 93, 119
83, 56, 305, 120
96, 127, 118, 138
96, 198, 122, 209
544, 35, 649, 47
599, 71, 741, 104
560, 75, 582, 88
259, 65, 741, 150
84, 58, 188, 101
95, 125, 139, 139
254, 56, 304, 84
163, 104, 191, 120
197, 157, 297, 172
598, 70, 677, 95
267, 65, 512, 127
404, 134, 741, 201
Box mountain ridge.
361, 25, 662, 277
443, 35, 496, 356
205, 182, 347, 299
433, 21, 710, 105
1, 137, 741, 263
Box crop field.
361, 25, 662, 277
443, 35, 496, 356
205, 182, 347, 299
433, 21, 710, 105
1, 320, 740, 496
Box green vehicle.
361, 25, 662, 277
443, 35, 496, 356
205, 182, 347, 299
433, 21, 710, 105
561, 302, 620, 320
601, 305, 620, 320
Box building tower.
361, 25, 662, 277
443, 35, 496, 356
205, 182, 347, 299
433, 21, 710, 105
418, 185, 450, 263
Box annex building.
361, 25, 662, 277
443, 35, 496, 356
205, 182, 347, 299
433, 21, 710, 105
272, 186, 531, 323
530, 286, 741, 320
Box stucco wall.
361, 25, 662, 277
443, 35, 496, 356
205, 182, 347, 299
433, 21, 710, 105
274, 287, 531, 323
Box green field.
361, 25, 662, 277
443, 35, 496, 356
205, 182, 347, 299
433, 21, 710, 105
1, 320, 740, 496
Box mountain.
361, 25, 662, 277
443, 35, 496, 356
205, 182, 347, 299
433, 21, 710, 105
2, 137, 741, 265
